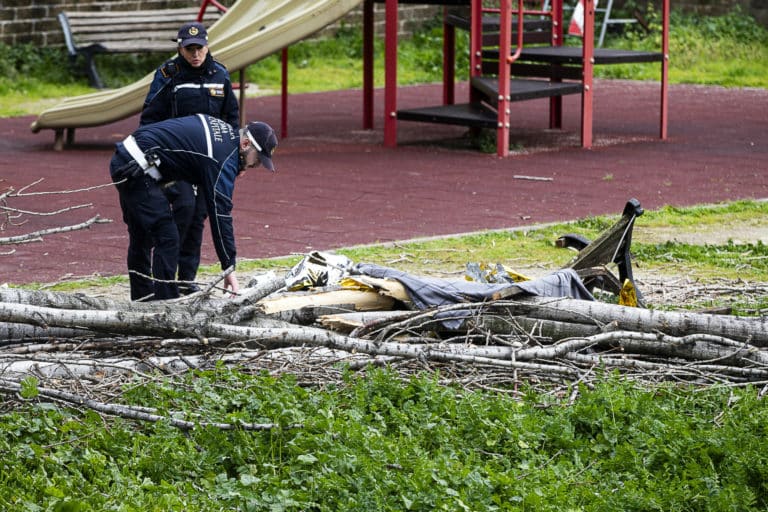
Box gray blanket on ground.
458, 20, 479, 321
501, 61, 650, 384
353, 264, 594, 329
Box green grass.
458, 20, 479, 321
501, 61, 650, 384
0, 44, 93, 116
4, 370, 768, 510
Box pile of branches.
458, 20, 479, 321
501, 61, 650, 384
2, 269, 767, 418
4, 185, 766, 428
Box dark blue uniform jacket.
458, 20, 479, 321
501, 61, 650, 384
131, 114, 241, 270
140, 53, 239, 128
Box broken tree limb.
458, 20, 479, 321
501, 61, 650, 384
0, 270, 281, 308
469, 314, 604, 341
513, 330, 768, 367
0, 287, 155, 312
0, 301, 203, 339
220, 270, 288, 323
4, 299, 768, 387
235, 271, 285, 305
492, 297, 768, 345
0, 215, 110, 246
0, 275, 294, 331
4, 283, 766, 350
564, 352, 768, 383
0, 348, 270, 379
0, 322, 94, 343
513, 175, 553, 181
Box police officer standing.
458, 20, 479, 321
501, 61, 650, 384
140, 21, 240, 294
109, 115, 277, 301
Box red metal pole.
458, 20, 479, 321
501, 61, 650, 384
497, 0, 512, 157
580, 0, 594, 149
383, 0, 398, 147
196, 0, 228, 20
549, 0, 563, 129
469, 0, 483, 105
660, 0, 669, 140
552, 0, 563, 45
363, 0, 374, 129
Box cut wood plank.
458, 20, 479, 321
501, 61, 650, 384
256, 287, 396, 315
341, 276, 412, 303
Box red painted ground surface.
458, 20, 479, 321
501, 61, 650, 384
1, 80, 766, 286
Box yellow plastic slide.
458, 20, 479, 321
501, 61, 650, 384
30, 0, 362, 134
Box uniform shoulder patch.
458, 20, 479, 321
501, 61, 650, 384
160, 61, 179, 79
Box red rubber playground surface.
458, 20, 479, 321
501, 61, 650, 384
1, 79, 766, 286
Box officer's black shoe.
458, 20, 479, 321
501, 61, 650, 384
179, 283, 201, 296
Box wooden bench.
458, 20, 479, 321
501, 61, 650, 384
58, 7, 223, 89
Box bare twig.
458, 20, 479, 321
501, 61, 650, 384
0, 215, 110, 245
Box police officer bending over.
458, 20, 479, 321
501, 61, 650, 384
109, 115, 277, 301
140, 21, 240, 295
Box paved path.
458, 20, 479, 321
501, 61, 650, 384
1, 80, 766, 286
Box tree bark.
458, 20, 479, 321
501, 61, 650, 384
493, 297, 768, 345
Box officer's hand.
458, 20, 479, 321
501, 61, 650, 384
224, 272, 239, 298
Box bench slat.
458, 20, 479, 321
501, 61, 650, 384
63, 8, 202, 20
67, 15, 211, 27
86, 42, 178, 53
67, 28, 189, 38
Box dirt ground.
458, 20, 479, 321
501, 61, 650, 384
639, 223, 768, 246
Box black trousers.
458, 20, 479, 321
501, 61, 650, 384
164, 181, 207, 283
111, 150, 179, 301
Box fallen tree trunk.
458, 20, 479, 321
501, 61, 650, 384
0, 322, 94, 343
0, 272, 290, 337
0, 287, 134, 311
0, 301, 578, 375
3, 280, 768, 390
492, 297, 768, 345
3, 299, 768, 388
0, 269, 282, 310
3, 291, 766, 348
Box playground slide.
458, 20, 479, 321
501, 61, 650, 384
30, 0, 362, 133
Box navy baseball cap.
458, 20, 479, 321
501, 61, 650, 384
177, 22, 208, 47
245, 122, 278, 171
